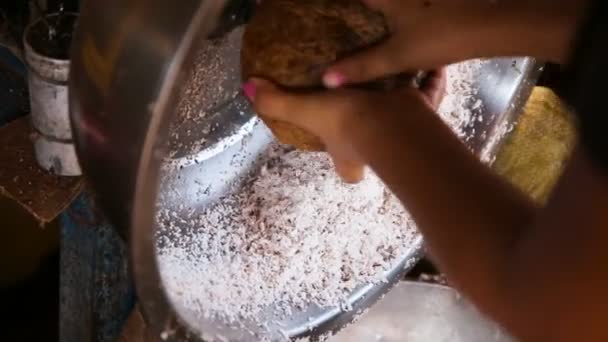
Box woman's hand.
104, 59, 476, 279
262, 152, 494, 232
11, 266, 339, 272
242, 70, 446, 183
323, 0, 589, 88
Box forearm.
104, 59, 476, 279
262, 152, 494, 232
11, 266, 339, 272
431, 0, 589, 64
344, 98, 608, 340
349, 99, 537, 309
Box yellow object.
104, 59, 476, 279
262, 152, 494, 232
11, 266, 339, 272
493, 87, 578, 204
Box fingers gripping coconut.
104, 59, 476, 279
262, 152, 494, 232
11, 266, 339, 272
241, 0, 413, 151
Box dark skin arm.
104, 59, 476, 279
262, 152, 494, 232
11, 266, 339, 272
245, 82, 608, 341
344, 93, 608, 342
242, 0, 608, 340
323, 0, 589, 87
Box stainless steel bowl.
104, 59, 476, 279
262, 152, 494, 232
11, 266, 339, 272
330, 281, 515, 342
69, 0, 541, 340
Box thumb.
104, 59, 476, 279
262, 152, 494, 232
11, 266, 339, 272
323, 37, 407, 88
243, 78, 342, 133
243, 78, 294, 123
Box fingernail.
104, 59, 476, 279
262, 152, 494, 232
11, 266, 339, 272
323, 71, 346, 89
242, 82, 256, 102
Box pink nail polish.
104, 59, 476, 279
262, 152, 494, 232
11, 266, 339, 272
242, 82, 256, 102
323, 71, 346, 89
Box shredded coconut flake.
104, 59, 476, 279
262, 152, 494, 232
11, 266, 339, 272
158, 148, 417, 324
167, 27, 246, 160
156, 57, 484, 334
438, 60, 485, 137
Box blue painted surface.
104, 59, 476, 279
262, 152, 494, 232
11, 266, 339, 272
0, 45, 26, 75
0, 45, 28, 125
60, 194, 136, 342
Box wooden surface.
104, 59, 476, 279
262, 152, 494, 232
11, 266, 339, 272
0, 116, 83, 223
0, 196, 59, 286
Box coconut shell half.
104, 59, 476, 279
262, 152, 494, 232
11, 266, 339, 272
241, 0, 389, 151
